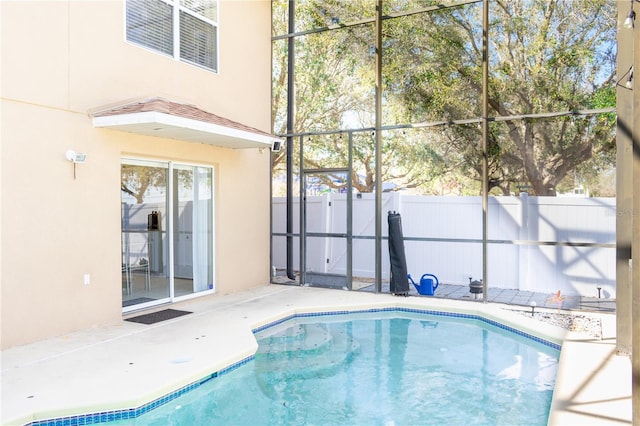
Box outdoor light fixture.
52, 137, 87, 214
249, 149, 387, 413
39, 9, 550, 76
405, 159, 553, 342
624, 0, 639, 29
65, 149, 87, 179
617, 66, 634, 90
65, 150, 87, 164
624, 9, 635, 28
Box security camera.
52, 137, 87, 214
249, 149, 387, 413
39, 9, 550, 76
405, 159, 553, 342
271, 140, 282, 152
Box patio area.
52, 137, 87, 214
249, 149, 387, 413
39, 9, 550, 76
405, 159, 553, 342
371, 282, 616, 313
1, 284, 630, 425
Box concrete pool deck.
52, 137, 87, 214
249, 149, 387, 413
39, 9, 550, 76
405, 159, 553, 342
1, 284, 631, 425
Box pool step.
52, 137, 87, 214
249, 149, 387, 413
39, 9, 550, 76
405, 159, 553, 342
254, 323, 360, 395
258, 323, 337, 356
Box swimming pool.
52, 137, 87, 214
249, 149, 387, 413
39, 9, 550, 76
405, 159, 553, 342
97, 309, 560, 426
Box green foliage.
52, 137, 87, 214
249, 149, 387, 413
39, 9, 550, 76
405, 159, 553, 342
121, 165, 194, 203
272, 0, 617, 196
121, 165, 167, 204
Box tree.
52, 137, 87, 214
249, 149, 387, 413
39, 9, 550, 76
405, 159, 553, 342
272, 0, 617, 196
121, 165, 166, 204
273, 1, 456, 193
121, 165, 193, 203
272, 1, 375, 165
387, 0, 617, 195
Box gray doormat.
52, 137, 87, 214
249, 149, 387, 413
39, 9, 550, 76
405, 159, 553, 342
125, 309, 192, 325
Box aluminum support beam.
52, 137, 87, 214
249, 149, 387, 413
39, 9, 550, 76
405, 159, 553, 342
631, 0, 640, 420
272, 0, 481, 41
374, 0, 383, 293
617, 0, 634, 357
286, 0, 296, 280
481, 0, 489, 302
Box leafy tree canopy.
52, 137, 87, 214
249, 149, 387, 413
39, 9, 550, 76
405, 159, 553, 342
272, 0, 616, 196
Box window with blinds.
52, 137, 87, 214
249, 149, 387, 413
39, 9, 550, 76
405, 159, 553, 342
126, 0, 218, 72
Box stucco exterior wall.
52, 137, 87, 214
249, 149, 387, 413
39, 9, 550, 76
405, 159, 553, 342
1, 0, 273, 349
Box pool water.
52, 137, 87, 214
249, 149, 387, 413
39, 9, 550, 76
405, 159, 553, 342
116, 312, 559, 425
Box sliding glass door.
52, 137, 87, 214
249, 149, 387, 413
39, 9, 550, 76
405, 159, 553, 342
172, 164, 215, 297
121, 159, 214, 310
121, 159, 170, 307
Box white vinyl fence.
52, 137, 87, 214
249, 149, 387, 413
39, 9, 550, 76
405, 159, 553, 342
272, 193, 616, 298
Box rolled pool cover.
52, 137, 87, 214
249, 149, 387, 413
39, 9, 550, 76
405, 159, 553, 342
387, 211, 409, 295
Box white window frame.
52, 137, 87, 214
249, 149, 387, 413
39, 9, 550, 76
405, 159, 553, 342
124, 0, 219, 73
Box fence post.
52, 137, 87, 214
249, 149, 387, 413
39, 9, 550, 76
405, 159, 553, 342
518, 192, 529, 291
393, 192, 402, 214
323, 193, 331, 273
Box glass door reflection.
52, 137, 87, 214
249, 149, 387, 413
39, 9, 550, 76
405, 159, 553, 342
121, 160, 170, 308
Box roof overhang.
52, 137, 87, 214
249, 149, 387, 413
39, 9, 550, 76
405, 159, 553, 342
90, 98, 281, 150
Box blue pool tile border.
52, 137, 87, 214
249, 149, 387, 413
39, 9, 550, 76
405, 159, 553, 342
25, 356, 254, 426
253, 307, 561, 351
25, 307, 560, 425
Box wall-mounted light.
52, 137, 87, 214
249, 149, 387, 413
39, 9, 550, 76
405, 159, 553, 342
624, 0, 639, 29
617, 66, 634, 90
65, 149, 87, 179
65, 150, 87, 164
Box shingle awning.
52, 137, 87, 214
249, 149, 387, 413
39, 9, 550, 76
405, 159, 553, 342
90, 97, 281, 150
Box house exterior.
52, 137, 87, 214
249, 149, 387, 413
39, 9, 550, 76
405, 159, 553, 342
1, 0, 276, 349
